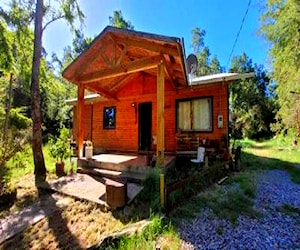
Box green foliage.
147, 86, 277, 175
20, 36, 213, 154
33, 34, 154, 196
278, 204, 300, 216
0, 128, 31, 168
191, 27, 223, 76
229, 53, 277, 139
171, 176, 258, 224
4, 144, 34, 184
109, 10, 134, 30
238, 138, 300, 184
137, 169, 160, 210
260, 0, 300, 135
0, 21, 13, 72
9, 107, 32, 129
49, 127, 72, 163
105, 217, 180, 250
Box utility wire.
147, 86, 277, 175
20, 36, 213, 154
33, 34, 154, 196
226, 0, 252, 70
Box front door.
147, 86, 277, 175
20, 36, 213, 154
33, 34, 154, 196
138, 102, 152, 151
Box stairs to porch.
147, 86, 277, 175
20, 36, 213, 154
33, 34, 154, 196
76, 153, 176, 184
77, 165, 147, 184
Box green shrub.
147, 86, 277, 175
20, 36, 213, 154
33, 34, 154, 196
137, 169, 160, 210
49, 127, 72, 163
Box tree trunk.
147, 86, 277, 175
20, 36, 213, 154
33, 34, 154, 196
2, 73, 13, 147
31, 0, 46, 181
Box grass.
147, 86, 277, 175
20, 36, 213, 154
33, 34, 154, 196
4, 143, 76, 186
241, 138, 300, 184
170, 173, 259, 224
103, 216, 181, 250
278, 204, 300, 216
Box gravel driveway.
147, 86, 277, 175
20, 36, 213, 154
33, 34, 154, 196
179, 170, 300, 249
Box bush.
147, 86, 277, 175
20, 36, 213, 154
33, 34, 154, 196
49, 127, 72, 163
136, 169, 160, 210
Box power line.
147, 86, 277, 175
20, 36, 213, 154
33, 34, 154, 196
226, 0, 252, 70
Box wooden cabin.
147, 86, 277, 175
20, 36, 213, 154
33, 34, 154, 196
63, 26, 253, 166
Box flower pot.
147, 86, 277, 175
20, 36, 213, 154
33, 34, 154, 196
56, 162, 65, 176
85, 146, 93, 159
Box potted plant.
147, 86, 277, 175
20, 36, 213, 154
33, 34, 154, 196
50, 128, 72, 176
85, 140, 93, 159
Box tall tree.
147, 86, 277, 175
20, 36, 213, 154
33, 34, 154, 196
31, 0, 45, 179
109, 10, 134, 29
229, 53, 277, 139
260, 0, 300, 136
191, 27, 222, 76
29, 0, 84, 181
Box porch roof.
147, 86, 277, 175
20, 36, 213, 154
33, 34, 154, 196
65, 72, 255, 105
62, 26, 188, 99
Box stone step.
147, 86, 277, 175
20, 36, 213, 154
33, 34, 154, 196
77, 167, 146, 184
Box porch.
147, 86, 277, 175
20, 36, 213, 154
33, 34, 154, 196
77, 153, 176, 183
39, 153, 175, 209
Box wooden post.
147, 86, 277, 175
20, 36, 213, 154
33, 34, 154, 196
77, 84, 84, 158
156, 62, 165, 167
160, 173, 165, 209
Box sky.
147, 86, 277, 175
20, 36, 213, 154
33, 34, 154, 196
43, 0, 269, 72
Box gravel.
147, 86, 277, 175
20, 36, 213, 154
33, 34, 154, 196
179, 170, 300, 250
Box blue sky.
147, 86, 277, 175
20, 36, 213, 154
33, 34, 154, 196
43, 0, 269, 71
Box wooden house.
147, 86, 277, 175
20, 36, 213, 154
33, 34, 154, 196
63, 26, 253, 166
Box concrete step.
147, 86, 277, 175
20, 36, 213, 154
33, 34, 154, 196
77, 167, 146, 184
77, 157, 155, 175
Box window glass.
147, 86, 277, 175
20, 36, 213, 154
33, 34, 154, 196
193, 98, 212, 131
178, 101, 191, 130
177, 97, 212, 132
103, 106, 116, 129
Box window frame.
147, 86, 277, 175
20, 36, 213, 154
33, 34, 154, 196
103, 106, 116, 129
176, 97, 213, 132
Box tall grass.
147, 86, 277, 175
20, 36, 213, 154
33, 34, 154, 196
103, 216, 180, 250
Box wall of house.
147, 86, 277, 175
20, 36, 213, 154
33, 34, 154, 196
72, 74, 230, 153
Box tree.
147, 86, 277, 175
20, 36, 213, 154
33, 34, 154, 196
30, 0, 84, 181
229, 53, 277, 139
109, 10, 134, 29
191, 27, 223, 76
260, 0, 300, 136
31, 0, 45, 179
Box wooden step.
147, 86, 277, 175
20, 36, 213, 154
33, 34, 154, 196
77, 167, 146, 184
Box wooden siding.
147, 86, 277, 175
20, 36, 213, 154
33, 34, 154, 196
72, 74, 229, 153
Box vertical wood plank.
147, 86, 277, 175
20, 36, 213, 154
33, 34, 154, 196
156, 62, 165, 167
77, 84, 84, 158
160, 173, 165, 209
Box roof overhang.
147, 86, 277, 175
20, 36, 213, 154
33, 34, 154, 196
66, 93, 103, 105
62, 26, 188, 99
190, 72, 255, 86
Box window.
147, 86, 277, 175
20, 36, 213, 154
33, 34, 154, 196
103, 106, 116, 129
177, 97, 212, 132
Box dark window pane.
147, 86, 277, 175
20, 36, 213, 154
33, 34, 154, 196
103, 106, 116, 129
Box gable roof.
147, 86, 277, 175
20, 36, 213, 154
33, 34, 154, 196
62, 26, 188, 99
